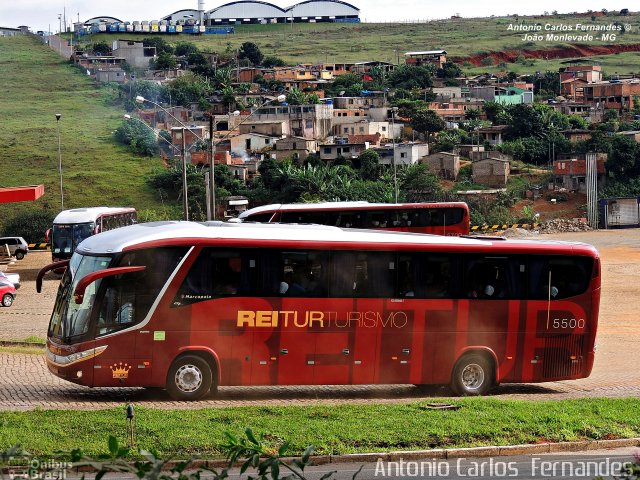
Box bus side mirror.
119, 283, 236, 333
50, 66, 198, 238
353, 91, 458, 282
45, 229, 52, 243
74, 266, 146, 304
36, 260, 70, 293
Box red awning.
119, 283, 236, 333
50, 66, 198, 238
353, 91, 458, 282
0, 185, 45, 204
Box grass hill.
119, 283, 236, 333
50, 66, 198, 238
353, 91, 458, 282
0, 35, 167, 231
84, 12, 640, 72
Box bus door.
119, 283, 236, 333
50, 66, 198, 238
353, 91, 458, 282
92, 273, 143, 387
94, 247, 189, 387
371, 253, 414, 383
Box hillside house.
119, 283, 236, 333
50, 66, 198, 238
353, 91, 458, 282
553, 157, 606, 192
348, 133, 382, 147
240, 121, 287, 137
319, 141, 369, 160
619, 131, 640, 142
112, 39, 156, 69
375, 143, 430, 166
334, 121, 391, 138
472, 157, 510, 187
333, 108, 368, 126
251, 104, 333, 139
561, 129, 592, 142
423, 152, 460, 180
583, 80, 640, 112
230, 133, 278, 153
405, 50, 447, 69
478, 125, 507, 146
273, 136, 318, 162
332, 96, 386, 109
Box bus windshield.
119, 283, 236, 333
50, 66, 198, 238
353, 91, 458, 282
48, 254, 112, 341
52, 223, 95, 257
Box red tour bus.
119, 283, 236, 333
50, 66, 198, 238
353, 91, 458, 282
37, 221, 600, 400
238, 201, 471, 236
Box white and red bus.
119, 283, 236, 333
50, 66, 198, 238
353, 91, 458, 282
37, 221, 600, 400
238, 201, 471, 236
47, 207, 137, 262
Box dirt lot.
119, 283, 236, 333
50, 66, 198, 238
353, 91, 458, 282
0, 229, 639, 406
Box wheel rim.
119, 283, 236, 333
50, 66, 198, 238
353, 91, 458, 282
3, 295, 12, 307
174, 364, 203, 393
461, 363, 485, 391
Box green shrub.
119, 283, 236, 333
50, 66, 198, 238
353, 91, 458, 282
1, 210, 56, 243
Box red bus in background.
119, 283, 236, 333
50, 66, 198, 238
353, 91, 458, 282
37, 222, 600, 400
237, 201, 471, 236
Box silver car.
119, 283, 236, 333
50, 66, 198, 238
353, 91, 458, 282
0, 237, 28, 260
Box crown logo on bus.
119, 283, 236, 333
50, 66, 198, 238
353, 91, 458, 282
110, 362, 131, 379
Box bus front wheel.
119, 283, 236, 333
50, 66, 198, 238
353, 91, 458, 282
166, 355, 213, 401
451, 354, 493, 396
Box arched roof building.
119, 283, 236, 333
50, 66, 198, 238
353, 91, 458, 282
205, 0, 359, 25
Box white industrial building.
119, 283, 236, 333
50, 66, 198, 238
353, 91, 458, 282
205, 0, 360, 25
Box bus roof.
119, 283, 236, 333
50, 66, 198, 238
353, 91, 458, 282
76, 221, 599, 258
238, 201, 468, 219
53, 207, 136, 225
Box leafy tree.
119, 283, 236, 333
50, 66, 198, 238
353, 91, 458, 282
114, 118, 159, 156
164, 72, 213, 107
154, 51, 177, 70
483, 101, 507, 124
326, 73, 363, 97
400, 163, 443, 202
410, 109, 446, 143
505, 104, 545, 140
392, 99, 429, 119
465, 108, 481, 120
187, 52, 209, 69
607, 135, 640, 178
357, 149, 381, 180
142, 37, 174, 55
437, 61, 463, 79
238, 42, 264, 66
568, 115, 589, 130
262, 56, 286, 67
1, 210, 55, 243
91, 41, 111, 56
174, 42, 199, 57
604, 109, 619, 122
387, 64, 435, 89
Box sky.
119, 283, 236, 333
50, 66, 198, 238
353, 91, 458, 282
0, 1, 634, 33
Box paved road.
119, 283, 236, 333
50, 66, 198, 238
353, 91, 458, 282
1, 343, 639, 411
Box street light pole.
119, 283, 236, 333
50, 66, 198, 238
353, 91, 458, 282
136, 95, 284, 221
391, 107, 398, 203
55, 113, 64, 210
209, 115, 216, 220
181, 128, 189, 221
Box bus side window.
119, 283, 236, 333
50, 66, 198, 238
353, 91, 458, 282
421, 256, 453, 298
529, 257, 592, 300
279, 251, 328, 297
465, 258, 510, 299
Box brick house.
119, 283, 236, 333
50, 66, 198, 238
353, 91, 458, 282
553, 157, 606, 192
423, 152, 460, 180
273, 136, 318, 162
472, 157, 510, 187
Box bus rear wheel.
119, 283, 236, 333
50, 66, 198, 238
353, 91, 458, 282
166, 355, 213, 401
451, 354, 493, 396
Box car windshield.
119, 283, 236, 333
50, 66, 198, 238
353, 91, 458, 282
52, 223, 95, 257
48, 253, 112, 341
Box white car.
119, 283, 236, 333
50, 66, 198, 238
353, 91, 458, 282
0, 271, 20, 289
